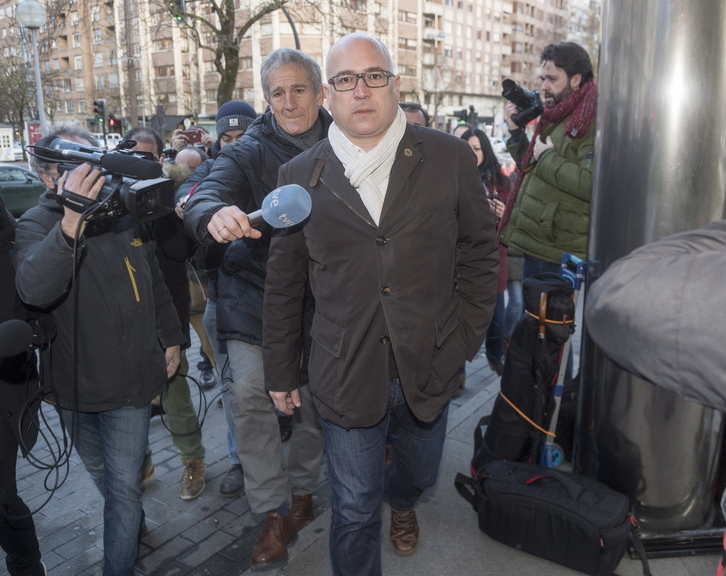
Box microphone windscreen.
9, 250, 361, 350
261, 185, 312, 228
0, 319, 33, 358
101, 154, 163, 180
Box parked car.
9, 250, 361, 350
0, 163, 45, 216
13, 142, 24, 162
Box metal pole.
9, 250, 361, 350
576, 0, 726, 535
30, 28, 45, 134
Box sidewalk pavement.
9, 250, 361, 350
5, 330, 720, 576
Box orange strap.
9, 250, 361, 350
499, 391, 556, 438
525, 310, 575, 326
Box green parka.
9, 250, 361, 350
499, 117, 594, 263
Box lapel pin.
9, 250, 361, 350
404, 148, 413, 157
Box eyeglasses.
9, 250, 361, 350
327, 70, 395, 92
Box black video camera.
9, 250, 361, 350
30, 138, 174, 224
501, 79, 544, 128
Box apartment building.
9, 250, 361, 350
2, 0, 579, 139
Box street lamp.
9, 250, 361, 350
16, 0, 47, 135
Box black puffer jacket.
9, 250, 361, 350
184, 108, 331, 345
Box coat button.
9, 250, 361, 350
381, 286, 391, 295
379, 336, 390, 344
376, 236, 386, 245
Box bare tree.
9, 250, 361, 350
152, 0, 291, 106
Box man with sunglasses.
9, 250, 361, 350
262, 33, 498, 576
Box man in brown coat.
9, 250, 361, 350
261, 34, 498, 576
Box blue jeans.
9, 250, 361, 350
61, 406, 150, 576
203, 295, 239, 466
504, 280, 523, 339
322, 379, 448, 576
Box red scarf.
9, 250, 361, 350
498, 80, 598, 236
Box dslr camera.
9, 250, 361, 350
31, 138, 174, 224
501, 79, 544, 128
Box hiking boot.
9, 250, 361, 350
220, 464, 245, 498
289, 494, 314, 532
250, 513, 297, 570
390, 507, 419, 557
180, 458, 206, 500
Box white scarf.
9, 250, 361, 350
328, 107, 407, 225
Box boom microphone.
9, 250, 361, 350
99, 154, 163, 180
247, 185, 312, 228
0, 319, 34, 358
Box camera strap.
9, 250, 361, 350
49, 189, 99, 214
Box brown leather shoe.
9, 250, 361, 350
390, 507, 419, 557
289, 494, 314, 532
250, 512, 297, 570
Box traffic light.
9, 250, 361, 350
108, 114, 118, 130
453, 109, 467, 122
171, 0, 185, 21
93, 100, 105, 123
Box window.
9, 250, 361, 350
73, 33, 81, 48
71, 11, 79, 25
53, 59, 60, 71
154, 65, 174, 78
79, 99, 87, 114
94, 52, 103, 67
109, 73, 119, 88
241, 56, 252, 69
93, 29, 101, 44
76, 77, 85, 91
205, 90, 216, 102
75, 55, 82, 69
63, 78, 72, 92
95, 74, 106, 90
109, 49, 117, 65
92, 6, 100, 21
153, 38, 173, 51
66, 100, 74, 113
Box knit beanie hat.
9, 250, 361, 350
216, 101, 257, 136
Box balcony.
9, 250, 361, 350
423, 27, 446, 42
423, 1, 443, 17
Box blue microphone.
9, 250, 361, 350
248, 184, 312, 228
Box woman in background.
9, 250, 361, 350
461, 128, 511, 376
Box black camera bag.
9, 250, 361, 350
455, 460, 651, 576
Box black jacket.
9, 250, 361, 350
184, 107, 332, 345
14, 193, 184, 412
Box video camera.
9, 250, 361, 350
30, 138, 174, 224
501, 79, 544, 128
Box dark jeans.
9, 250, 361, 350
0, 415, 43, 576
485, 292, 506, 363
322, 379, 448, 576
61, 405, 150, 576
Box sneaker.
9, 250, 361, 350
200, 368, 217, 390
219, 464, 245, 498
180, 458, 206, 500
141, 462, 156, 486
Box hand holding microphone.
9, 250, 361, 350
207, 184, 312, 243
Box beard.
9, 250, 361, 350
544, 82, 575, 108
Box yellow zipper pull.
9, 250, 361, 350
124, 256, 140, 302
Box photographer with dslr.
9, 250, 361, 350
14, 126, 184, 576
499, 41, 597, 280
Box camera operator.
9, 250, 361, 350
14, 126, 184, 576
499, 41, 597, 280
